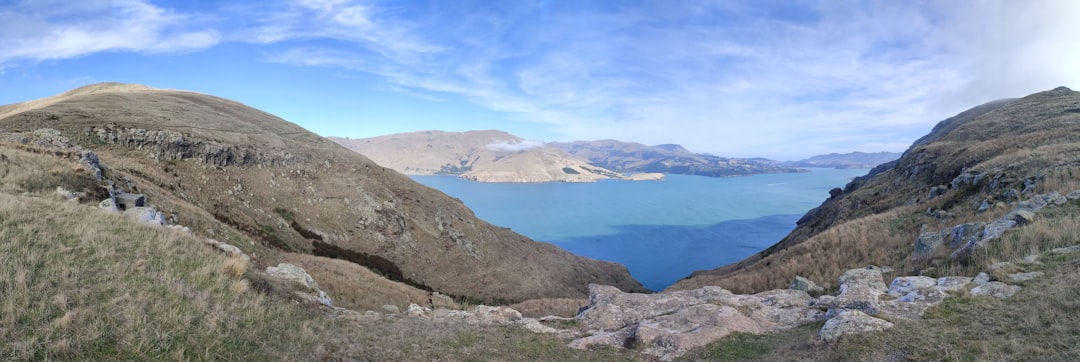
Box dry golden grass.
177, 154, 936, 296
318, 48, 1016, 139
0, 192, 325, 360
283, 252, 461, 312
511, 298, 589, 318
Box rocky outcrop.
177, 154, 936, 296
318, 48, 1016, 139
910, 190, 1079, 262
789, 275, 825, 296
86, 124, 297, 167
572, 262, 1040, 359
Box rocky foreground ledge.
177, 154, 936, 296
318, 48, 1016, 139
566, 257, 1066, 361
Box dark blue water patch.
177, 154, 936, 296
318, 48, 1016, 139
550, 214, 801, 292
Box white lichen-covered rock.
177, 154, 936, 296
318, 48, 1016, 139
570, 283, 822, 360
266, 263, 320, 290
123, 207, 165, 226
1007, 271, 1044, 282
819, 310, 894, 341
888, 276, 937, 297
935, 276, 973, 292
825, 266, 888, 318
264, 263, 333, 307
98, 198, 119, 213
970, 281, 1021, 298
205, 239, 250, 261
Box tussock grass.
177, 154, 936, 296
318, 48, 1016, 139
0, 193, 324, 360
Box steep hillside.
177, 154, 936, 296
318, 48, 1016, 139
0, 83, 645, 304
787, 151, 901, 169
330, 131, 658, 182
551, 139, 803, 177
673, 86, 1080, 293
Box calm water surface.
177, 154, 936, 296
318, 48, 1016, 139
412, 168, 868, 291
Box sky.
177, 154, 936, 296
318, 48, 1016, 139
1, 1, 1078, 161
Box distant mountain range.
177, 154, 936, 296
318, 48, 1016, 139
550, 140, 803, 177
786, 151, 902, 169
328, 131, 663, 183
332, 132, 901, 181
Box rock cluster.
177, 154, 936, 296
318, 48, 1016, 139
913, 190, 1077, 262
569, 260, 1049, 360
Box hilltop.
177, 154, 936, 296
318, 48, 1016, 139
550, 139, 804, 177
0, 83, 645, 306
330, 131, 663, 182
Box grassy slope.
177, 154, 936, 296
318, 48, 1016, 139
673, 87, 1080, 293
0, 83, 647, 304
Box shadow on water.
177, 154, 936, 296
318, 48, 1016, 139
550, 214, 801, 292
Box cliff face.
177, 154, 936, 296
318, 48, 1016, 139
551, 139, 803, 177
672, 86, 1080, 292
329, 131, 642, 182
0, 83, 647, 303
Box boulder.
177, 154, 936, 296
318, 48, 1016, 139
123, 207, 165, 226
888, 276, 937, 297
1006, 271, 1043, 283
633, 304, 763, 360
98, 198, 119, 213
204, 239, 251, 261
264, 263, 334, 307
819, 310, 894, 342
826, 267, 887, 318
935, 276, 973, 292
970, 282, 1021, 298
973, 272, 991, 285
789, 276, 826, 296
266, 263, 320, 290
381, 305, 400, 314
571, 283, 821, 360
115, 193, 146, 209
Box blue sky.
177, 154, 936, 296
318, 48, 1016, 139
1, 1, 1078, 160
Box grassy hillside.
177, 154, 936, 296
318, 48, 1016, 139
674, 86, 1080, 293
0, 83, 646, 306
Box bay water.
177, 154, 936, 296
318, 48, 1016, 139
412, 168, 869, 291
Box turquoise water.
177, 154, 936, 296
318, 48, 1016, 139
412, 168, 869, 291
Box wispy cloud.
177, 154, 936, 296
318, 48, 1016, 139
3, 1, 1077, 159
0, 0, 218, 66
485, 139, 545, 152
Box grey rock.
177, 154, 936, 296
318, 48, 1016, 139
935, 276, 973, 292
123, 207, 165, 226
381, 304, 400, 314
1051, 245, 1080, 254
977, 199, 991, 213
98, 198, 119, 213
1006, 271, 1044, 282
1012, 210, 1036, 225
888, 276, 937, 297
266, 263, 320, 290
790, 276, 826, 296
1003, 188, 1020, 200
1023, 177, 1037, 193
974, 272, 991, 285
1067, 190, 1080, 200
204, 239, 250, 261
819, 310, 894, 342
913, 231, 946, 259
970, 282, 1021, 298
115, 193, 145, 209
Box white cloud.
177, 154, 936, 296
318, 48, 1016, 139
0, 0, 219, 65
485, 140, 545, 152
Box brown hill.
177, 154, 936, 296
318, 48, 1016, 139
330, 131, 652, 182
551, 139, 803, 177
671, 86, 1080, 293
0, 82, 646, 303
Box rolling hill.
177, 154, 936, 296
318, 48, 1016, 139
550, 139, 804, 177
0, 83, 646, 306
